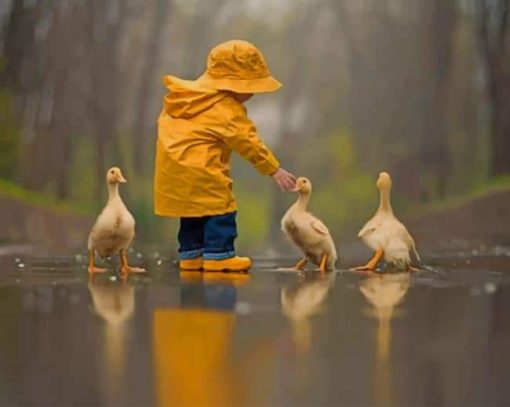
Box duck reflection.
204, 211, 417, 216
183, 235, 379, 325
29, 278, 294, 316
153, 271, 250, 407
88, 277, 134, 405
359, 272, 410, 407
281, 272, 335, 356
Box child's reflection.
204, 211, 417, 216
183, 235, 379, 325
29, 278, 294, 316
179, 271, 249, 310
153, 271, 250, 407
359, 273, 410, 407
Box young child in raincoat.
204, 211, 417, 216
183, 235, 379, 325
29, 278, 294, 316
154, 40, 295, 272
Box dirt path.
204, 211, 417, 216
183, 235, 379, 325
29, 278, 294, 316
406, 188, 510, 252
1, 188, 509, 257
0, 195, 92, 254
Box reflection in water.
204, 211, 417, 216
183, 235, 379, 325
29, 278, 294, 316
153, 271, 249, 407
281, 272, 335, 356
359, 273, 410, 407
88, 278, 134, 406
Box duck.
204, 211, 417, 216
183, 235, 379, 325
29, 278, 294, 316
359, 273, 410, 402
87, 167, 145, 276
281, 177, 338, 272
359, 273, 410, 323
352, 171, 420, 272
88, 279, 135, 326
88, 279, 134, 400
281, 273, 335, 355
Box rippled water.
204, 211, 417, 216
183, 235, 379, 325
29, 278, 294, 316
0, 249, 509, 406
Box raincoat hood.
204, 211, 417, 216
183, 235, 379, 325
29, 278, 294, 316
163, 75, 227, 119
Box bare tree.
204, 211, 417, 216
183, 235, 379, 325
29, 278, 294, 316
475, 0, 510, 175
131, 0, 170, 176
87, 0, 125, 199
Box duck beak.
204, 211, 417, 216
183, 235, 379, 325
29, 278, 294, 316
117, 173, 127, 183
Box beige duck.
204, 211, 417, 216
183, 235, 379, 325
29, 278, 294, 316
88, 279, 134, 404
359, 273, 410, 407
282, 177, 337, 272
281, 274, 335, 355
88, 167, 145, 276
353, 172, 420, 272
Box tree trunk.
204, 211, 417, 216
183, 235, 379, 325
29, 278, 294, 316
489, 64, 510, 175
475, 0, 510, 176
131, 0, 170, 175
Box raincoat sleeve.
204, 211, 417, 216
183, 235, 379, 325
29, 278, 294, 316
221, 105, 280, 175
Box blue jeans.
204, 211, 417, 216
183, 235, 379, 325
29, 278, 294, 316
178, 211, 237, 260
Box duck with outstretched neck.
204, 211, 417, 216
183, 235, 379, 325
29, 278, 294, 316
281, 177, 338, 272
88, 167, 145, 277
352, 172, 420, 272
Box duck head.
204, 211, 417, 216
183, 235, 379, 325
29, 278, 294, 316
293, 177, 312, 194
376, 171, 392, 190
106, 167, 127, 184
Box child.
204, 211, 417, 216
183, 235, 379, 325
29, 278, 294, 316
154, 40, 295, 272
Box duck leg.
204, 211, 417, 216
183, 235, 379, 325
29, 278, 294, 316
351, 249, 384, 272
408, 265, 419, 273
120, 250, 146, 276
88, 250, 107, 274
317, 254, 329, 273
293, 258, 308, 270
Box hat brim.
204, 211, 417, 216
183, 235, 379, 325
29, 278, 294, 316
163, 75, 215, 93
196, 72, 282, 94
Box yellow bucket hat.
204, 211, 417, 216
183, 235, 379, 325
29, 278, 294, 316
196, 40, 282, 94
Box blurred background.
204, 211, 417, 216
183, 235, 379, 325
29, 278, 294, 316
1, 0, 509, 255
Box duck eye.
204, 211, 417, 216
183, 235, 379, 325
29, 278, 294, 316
110, 170, 115, 174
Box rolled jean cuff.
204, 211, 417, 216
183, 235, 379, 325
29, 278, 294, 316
179, 249, 204, 260
203, 250, 236, 260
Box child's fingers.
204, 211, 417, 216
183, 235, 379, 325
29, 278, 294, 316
278, 179, 289, 191
286, 175, 297, 188
285, 170, 296, 181
282, 177, 295, 191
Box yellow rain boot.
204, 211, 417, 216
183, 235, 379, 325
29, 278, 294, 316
179, 257, 203, 271
203, 256, 252, 272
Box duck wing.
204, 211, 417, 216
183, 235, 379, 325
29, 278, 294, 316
311, 218, 329, 236
358, 218, 380, 238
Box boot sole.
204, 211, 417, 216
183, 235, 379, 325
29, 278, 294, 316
203, 264, 251, 272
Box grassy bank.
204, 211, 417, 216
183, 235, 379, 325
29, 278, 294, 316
405, 176, 510, 218
0, 179, 94, 217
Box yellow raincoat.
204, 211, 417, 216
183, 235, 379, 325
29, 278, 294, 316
154, 75, 280, 217
153, 308, 236, 406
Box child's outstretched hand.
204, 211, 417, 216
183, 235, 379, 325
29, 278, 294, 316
272, 168, 296, 191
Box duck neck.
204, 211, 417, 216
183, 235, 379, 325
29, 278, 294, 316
107, 182, 120, 203
378, 186, 392, 213
295, 192, 310, 211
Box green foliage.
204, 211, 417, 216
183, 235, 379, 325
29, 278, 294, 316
0, 88, 20, 180
235, 183, 270, 249
129, 194, 177, 250
0, 178, 93, 216
68, 137, 98, 208
294, 128, 377, 238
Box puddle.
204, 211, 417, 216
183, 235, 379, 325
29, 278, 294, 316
0, 251, 509, 406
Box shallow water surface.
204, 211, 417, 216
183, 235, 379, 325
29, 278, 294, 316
0, 251, 509, 406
